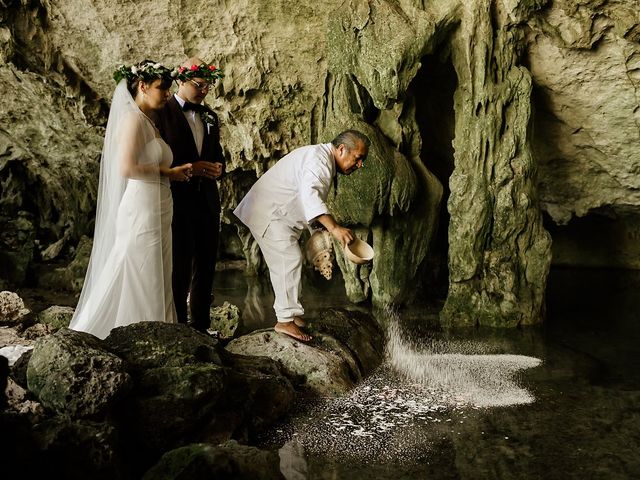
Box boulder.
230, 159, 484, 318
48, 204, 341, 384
226, 308, 384, 396
37, 305, 75, 330
27, 328, 132, 417
0, 291, 30, 325
209, 301, 241, 339
143, 441, 284, 480
104, 321, 223, 371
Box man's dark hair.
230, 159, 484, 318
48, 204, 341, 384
331, 130, 371, 152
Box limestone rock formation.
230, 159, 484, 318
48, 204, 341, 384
440, 2, 552, 327
1, 0, 638, 327
323, 0, 551, 326
209, 300, 242, 339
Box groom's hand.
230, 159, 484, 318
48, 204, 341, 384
192, 161, 222, 179
210, 162, 223, 179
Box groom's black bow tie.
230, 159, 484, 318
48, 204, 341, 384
182, 102, 205, 112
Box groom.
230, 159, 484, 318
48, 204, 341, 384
156, 57, 225, 332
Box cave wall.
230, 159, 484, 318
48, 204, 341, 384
524, 1, 640, 270
525, 0, 640, 224
0, 0, 344, 280
1, 0, 638, 326
322, 0, 551, 326
0, 0, 104, 285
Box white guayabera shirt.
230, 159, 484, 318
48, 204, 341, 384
234, 143, 336, 240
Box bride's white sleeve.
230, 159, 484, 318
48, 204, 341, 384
117, 111, 160, 180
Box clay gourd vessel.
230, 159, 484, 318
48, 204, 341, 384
344, 238, 374, 265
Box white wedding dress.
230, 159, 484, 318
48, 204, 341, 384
70, 81, 177, 339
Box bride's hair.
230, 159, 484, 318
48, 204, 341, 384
121, 59, 173, 97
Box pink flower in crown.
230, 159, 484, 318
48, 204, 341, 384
178, 66, 186, 73
190, 64, 199, 71
209, 65, 217, 71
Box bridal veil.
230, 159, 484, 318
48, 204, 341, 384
70, 80, 173, 338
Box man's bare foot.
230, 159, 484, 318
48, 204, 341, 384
274, 321, 312, 342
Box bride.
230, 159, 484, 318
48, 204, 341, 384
70, 60, 193, 339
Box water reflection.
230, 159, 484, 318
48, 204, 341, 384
279, 439, 308, 480
213, 268, 358, 333
242, 276, 269, 330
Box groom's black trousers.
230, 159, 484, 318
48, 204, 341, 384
171, 188, 219, 331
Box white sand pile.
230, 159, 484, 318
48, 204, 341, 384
385, 318, 542, 407
277, 366, 466, 463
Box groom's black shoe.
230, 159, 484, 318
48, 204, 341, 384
192, 324, 220, 341
191, 321, 210, 334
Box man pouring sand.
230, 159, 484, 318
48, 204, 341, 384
234, 130, 369, 341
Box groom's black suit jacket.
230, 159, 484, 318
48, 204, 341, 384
155, 96, 225, 214
155, 95, 225, 327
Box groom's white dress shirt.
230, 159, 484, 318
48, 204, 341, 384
174, 94, 204, 156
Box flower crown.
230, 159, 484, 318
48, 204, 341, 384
175, 62, 224, 83
113, 61, 175, 84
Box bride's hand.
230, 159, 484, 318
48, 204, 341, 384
164, 163, 193, 182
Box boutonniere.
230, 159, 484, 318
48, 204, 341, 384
200, 109, 216, 126
199, 109, 216, 135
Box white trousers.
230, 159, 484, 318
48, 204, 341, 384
251, 222, 304, 322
